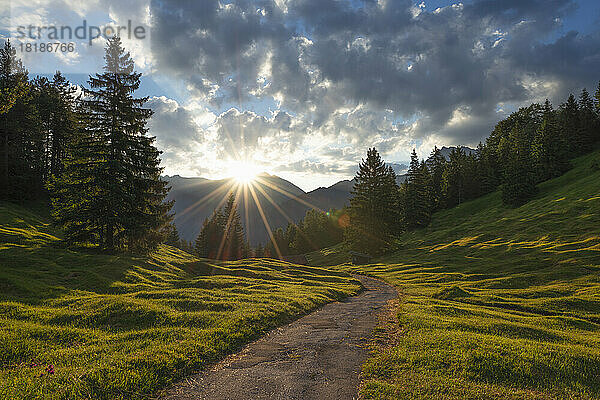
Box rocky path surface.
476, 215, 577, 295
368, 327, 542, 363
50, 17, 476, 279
160, 275, 397, 400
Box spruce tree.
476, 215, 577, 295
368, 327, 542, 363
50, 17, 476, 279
255, 243, 264, 258
163, 223, 181, 247
403, 150, 433, 229
285, 223, 299, 255
219, 193, 245, 260
426, 146, 446, 210
0, 40, 43, 200
345, 148, 398, 255
579, 88, 597, 152
593, 82, 600, 145
194, 194, 246, 260
465, 153, 481, 200
532, 100, 570, 181
241, 240, 251, 259
442, 147, 466, 207
48, 72, 77, 177
501, 125, 538, 207
51, 37, 171, 251
32, 72, 77, 182
559, 94, 583, 155
195, 212, 224, 259
0, 41, 27, 116
477, 142, 500, 195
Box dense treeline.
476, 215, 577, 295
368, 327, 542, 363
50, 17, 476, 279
194, 193, 250, 260
192, 199, 344, 260
0, 43, 75, 201
0, 38, 171, 252
265, 208, 345, 257
348, 87, 600, 255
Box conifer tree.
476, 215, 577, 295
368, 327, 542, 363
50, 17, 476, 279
403, 150, 433, 229
532, 100, 570, 181
48, 72, 78, 177
241, 240, 251, 259
284, 223, 299, 255
345, 148, 398, 254
270, 227, 288, 257
219, 193, 245, 260
0, 41, 27, 116
163, 223, 181, 247
442, 147, 467, 207
476, 142, 500, 195
426, 146, 446, 210
195, 212, 224, 259
255, 243, 264, 258
579, 88, 597, 151
0, 40, 43, 200
501, 125, 538, 206
592, 82, 600, 145
194, 193, 247, 260
559, 94, 583, 155
288, 208, 344, 253
32, 72, 78, 181
51, 37, 171, 251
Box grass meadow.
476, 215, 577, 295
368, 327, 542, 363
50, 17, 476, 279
311, 150, 600, 399
0, 203, 360, 399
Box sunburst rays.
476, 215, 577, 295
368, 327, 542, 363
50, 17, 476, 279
176, 169, 328, 260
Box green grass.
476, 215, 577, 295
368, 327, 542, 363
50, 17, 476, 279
320, 150, 600, 399
0, 202, 360, 399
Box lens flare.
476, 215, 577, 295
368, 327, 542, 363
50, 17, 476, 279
226, 161, 261, 184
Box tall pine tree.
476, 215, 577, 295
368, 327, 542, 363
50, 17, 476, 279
403, 150, 433, 229
501, 125, 538, 207
442, 147, 467, 207
592, 82, 600, 145
345, 148, 398, 255
195, 193, 246, 260
48, 72, 78, 177
559, 94, 583, 155
579, 89, 597, 152
195, 212, 225, 259
51, 37, 171, 251
426, 146, 446, 210
219, 193, 245, 260
532, 100, 570, 181
0, 40, 43, 201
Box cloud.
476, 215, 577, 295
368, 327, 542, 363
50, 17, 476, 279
146, 0, 600, 159
12, 0, 600, 188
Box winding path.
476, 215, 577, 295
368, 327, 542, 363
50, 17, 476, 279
160, 275, 397, 400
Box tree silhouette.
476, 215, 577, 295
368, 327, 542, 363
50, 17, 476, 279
346, 148, 398, 255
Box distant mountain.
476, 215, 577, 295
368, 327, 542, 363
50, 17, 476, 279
165, 174, 305, 246
387, 163, 409, 175
436, 146, 477, 160
165, 150, 469, 245
166, 174, 356, 245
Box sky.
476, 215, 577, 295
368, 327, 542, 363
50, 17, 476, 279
2, 0, 600, 191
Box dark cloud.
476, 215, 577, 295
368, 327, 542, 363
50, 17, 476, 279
143, 0, 599, 178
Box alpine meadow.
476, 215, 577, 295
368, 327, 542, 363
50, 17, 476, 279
1, 1, 600, 399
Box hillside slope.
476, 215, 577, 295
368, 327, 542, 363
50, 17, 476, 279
0, 203, 360, 399
318, 150, 600, 399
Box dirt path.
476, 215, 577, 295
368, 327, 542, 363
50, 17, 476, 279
160, 275, 397, 400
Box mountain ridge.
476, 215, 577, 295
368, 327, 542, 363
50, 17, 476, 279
165, 146, 476, 245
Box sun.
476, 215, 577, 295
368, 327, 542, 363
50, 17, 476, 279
227, 161, 262, 184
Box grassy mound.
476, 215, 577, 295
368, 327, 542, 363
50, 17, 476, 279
0, 202, 360, 399
325, 150, 600, 399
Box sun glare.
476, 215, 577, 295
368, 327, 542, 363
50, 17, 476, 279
227, 161, 261, 184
